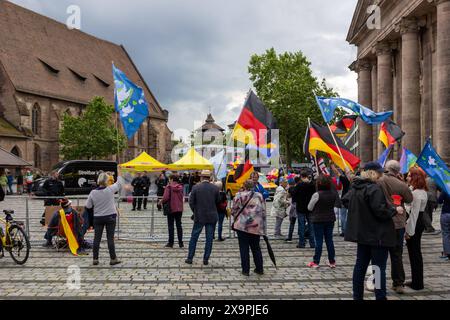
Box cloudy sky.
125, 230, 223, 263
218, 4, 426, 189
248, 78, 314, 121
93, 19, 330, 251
11, 0, 358, 140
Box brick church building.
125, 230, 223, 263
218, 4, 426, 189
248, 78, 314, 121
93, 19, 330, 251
0, 0, 173, 172
347, 0, 450, 163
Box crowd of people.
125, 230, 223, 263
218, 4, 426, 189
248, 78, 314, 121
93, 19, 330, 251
1, 160, 449, 301
0, 168, 43, 196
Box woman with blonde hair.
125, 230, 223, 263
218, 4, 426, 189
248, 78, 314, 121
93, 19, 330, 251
343, 162, 405, 300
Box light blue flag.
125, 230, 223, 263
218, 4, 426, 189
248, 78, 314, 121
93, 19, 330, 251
209, 150, 227, 179
315, 96, 393, 125
416, 140, 450, 196
113, 64, 149, 140
377, 145, 393, 168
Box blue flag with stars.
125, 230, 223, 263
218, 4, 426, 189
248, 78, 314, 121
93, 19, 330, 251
113, 64, 149, 140
315, 96, 393, 124
416, 140, 450, 196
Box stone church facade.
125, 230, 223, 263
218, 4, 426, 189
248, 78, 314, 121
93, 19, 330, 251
347, 0, 450, 163
0, 0, 173, 172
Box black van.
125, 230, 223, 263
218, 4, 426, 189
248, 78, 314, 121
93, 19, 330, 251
34, 160, 118, 195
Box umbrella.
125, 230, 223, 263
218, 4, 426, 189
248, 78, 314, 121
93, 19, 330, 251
263, 236, 277, 269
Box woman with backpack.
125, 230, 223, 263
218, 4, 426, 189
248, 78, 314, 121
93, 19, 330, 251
162, 174, 184, 248
214, 181, 228, 241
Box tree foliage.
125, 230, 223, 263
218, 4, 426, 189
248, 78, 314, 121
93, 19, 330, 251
59, 97, 127, 160
248, 48, 340, 166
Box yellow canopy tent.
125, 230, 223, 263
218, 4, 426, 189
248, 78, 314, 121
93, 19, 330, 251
119, 152, 168, 172
168, 147, 214, 171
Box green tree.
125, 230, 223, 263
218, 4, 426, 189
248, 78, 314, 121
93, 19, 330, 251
248, 48, 340, 166
59, 97, 127, 160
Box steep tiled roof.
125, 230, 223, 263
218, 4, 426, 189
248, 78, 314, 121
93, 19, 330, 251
0, 0, 167, 120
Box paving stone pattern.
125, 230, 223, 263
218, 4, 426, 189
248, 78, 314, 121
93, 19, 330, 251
0, 196, 448, 300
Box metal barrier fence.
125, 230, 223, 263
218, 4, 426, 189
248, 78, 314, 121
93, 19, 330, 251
3, 195, 235, 243
2, 195, 342, 243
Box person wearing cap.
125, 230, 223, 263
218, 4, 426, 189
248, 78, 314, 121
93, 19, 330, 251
343, 161, 405, 300
271, 177, 290, 238
42, 198, 86, 253
186, 170, 220, 266
377, 160, 413, 294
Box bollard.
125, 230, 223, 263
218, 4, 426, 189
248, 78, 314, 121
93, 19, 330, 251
150, 197, 155, 237
25, 197, 30, 238
117, 197, 121, 240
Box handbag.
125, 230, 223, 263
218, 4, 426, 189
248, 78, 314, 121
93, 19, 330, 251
231, 192, 254, 232
163, 186, 172, 216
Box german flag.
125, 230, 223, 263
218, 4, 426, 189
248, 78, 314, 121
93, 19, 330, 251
231, 91, 278, 148
305, 121, 361, 171
234, 160, 254, 184
378, 120, 405, 148
330, 115, 358, 138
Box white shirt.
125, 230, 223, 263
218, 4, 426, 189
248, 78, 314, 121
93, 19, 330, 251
405, 189, 428, 237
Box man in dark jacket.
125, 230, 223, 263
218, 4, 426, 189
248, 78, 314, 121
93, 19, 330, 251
377, 160, 413, 294
131, 173, 145, 211
343, 162, 404, 301
291, 170, 316, 248
186, 170, 220, 265
40, 171, 65, 226
141, 172, 151, 210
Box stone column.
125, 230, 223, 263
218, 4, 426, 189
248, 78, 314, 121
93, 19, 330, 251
371, 60, 379, 160
397, 17, 422, 155
436, 0, 450, 163
375, 42, 394, 113
356, 59, 373, 163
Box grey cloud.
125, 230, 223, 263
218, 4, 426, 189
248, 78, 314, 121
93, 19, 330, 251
11, 0, 358, 133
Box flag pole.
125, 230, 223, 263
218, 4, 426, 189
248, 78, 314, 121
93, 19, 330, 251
308, 117, 320, 175
112, 60, 121, 164
312, 91, 351, 171
217, 89, 252, 178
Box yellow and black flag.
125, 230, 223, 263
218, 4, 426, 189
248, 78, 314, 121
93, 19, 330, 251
304, 121, 361, 171
378, 120, 405, 148
230, 91, 278, 148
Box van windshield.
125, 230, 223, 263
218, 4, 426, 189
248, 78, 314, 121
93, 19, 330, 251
51, 161, 67, 172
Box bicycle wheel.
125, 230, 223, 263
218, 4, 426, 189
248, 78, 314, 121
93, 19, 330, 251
8, 225, 30, 265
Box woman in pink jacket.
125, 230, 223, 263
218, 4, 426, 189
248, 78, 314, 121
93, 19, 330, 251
162, 174, 185, 248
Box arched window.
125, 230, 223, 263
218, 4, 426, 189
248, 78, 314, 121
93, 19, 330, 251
32, 104, 40, 135
34, 144, 41, 169
10, 146, 21, 157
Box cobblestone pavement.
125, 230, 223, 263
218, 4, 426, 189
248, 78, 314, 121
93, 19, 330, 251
0, 196, 448, 300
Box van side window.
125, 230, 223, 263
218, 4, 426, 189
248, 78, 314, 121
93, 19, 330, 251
227, 175, 235, 183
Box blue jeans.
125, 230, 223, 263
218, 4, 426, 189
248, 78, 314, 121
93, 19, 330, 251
187, 222, 215, 261
297, 212, 315, 247
339, 208, 348, 234
216, 212, 226, 239
353, 244, 389, 301
312, 222, 335, 264
441, 213, 450, 256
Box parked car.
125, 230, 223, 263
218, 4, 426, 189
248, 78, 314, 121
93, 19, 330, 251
33, 160, 118, 196
225, 171, 277, 200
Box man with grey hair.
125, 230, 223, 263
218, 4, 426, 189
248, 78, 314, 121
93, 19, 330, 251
378, 160, 413, 294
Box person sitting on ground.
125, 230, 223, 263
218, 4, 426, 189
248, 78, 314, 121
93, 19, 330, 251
42, 198, 88, 254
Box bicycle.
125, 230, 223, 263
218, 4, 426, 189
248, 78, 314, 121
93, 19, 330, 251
0, 210, 30, 265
